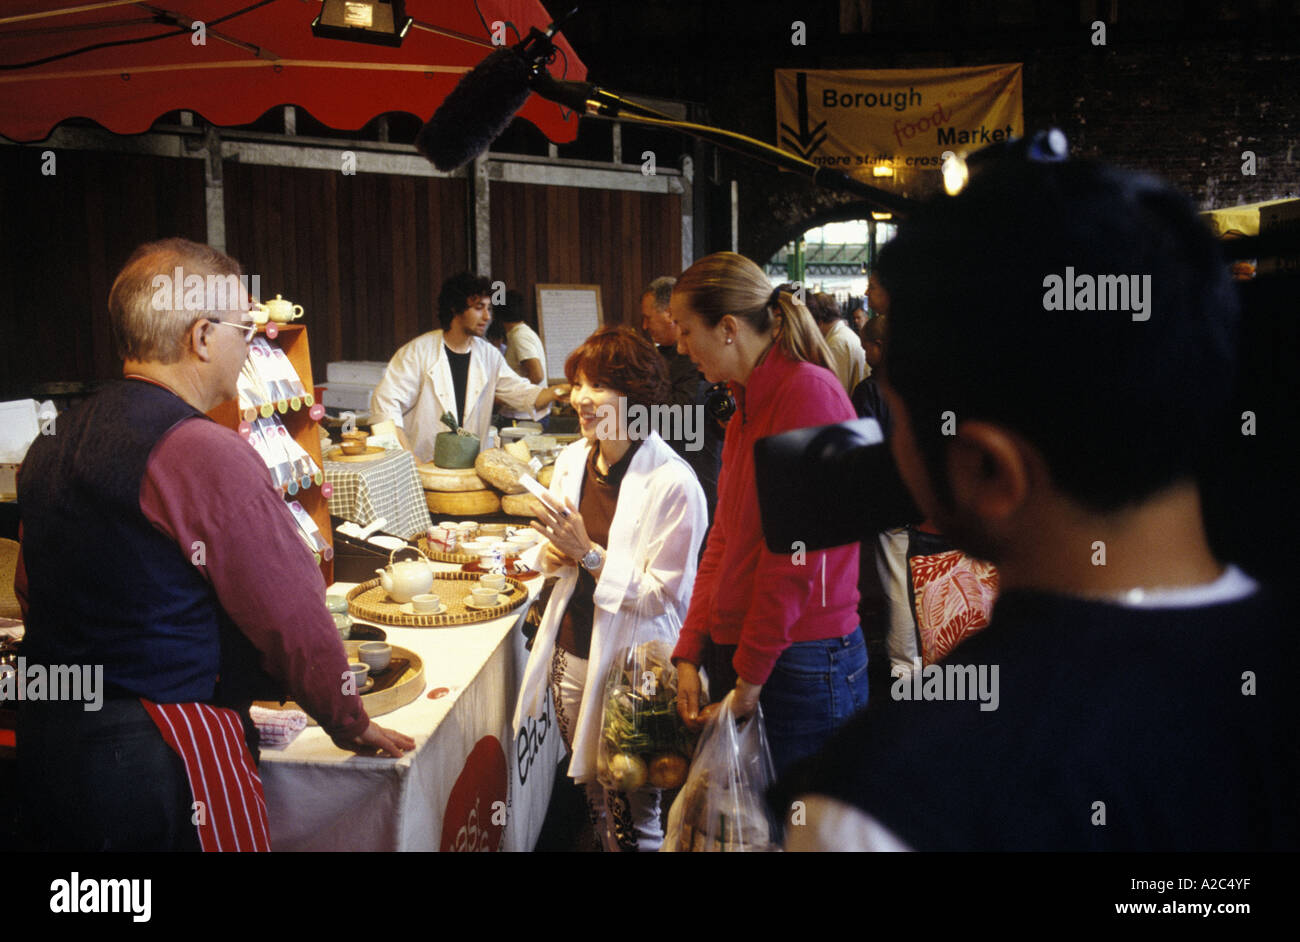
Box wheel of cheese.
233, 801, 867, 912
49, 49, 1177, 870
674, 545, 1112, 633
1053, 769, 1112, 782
425, 489, 501, 516
475, 448, 534, 494
504, 440, 532, 463
416, 463, 488, 493
537, 464, 554, 488
501, 492, 546, 518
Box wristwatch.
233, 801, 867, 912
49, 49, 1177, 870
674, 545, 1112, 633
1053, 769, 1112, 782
579, 544, 604, 572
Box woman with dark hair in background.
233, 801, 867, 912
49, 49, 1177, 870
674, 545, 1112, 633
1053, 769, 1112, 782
513, 326, 708, 851
668, 252, 869, 776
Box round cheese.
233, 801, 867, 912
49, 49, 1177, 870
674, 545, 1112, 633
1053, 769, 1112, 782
501, 492, 546, 518
425, 489, 501, 516
416, 463, 488, 493
475, 448, 534, 494
537, 464, 554, 488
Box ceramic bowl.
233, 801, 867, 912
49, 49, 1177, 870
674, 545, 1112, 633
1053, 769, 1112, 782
358, 642, 392, 673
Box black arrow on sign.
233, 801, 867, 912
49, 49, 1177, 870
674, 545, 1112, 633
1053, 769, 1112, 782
780, 72, 827, 159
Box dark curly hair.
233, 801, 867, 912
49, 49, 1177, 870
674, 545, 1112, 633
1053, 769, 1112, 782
437, 272, 493, 330
564, 325, 670, 411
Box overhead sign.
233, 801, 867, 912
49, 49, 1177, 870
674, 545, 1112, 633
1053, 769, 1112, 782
775, 65, 1024, 179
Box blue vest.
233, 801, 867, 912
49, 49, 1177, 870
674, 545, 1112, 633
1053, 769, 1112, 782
20, 380, 230, 703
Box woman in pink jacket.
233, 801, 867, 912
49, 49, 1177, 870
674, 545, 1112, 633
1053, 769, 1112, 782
670, 252, 869, 776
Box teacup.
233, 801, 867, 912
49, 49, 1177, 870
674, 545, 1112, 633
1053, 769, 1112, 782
412, 593, 441, 613
348, 662, 370, 690
479, 573, 506, 591
358, 641, 392, 673
460, 540, 486, 555
333, 612, 352, 640
470, 586, 499, 606
477, 535, 502, 545
326, 595, 349, 614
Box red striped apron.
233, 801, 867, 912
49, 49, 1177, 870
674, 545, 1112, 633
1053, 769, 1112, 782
141, 700, 271, 852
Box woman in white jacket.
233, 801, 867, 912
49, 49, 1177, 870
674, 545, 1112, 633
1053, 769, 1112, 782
513, 326, 708, 852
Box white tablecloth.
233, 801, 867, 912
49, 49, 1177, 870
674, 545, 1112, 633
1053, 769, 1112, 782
258, 569, 562, 851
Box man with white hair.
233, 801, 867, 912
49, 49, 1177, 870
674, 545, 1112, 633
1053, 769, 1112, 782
16, 237, 412, 851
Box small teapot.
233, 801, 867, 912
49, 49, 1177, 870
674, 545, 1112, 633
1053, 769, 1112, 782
254, 294, 304, 323
376, 545, 435, 604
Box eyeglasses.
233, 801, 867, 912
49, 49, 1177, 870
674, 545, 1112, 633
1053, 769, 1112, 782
204, 318, 258, 343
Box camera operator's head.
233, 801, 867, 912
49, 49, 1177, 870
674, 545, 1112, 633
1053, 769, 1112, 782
876, 159, 1238, 575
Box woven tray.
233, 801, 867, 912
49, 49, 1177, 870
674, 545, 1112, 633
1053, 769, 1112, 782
415, 535, 475, 565
253, 640, 425, 723
347, 572, 527, 627
415, 533, 539, 567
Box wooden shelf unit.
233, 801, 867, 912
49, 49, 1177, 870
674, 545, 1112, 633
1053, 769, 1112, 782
208, 323, 333, 583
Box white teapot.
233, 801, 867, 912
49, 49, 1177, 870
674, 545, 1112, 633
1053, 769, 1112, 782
375, 546, 435, 604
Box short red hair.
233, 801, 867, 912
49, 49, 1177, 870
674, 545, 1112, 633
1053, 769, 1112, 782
564, 325, 670, 410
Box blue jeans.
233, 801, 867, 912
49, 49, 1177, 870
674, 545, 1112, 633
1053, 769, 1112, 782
758, 628, 870, 777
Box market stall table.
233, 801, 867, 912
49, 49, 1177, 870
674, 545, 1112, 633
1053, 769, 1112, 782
324, 447, 433, 540
257, 566, 561, 851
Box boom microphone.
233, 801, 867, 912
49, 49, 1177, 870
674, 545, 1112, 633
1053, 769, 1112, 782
416, 14, 575, 172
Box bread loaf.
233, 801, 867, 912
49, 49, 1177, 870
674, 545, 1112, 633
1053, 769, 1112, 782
425, 489, 501, 516
501, 492, 546, 518
474, 448, 534, 494
416, 463, 487, 493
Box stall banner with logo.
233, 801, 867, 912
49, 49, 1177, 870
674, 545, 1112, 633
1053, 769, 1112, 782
775, 65, 1023, 178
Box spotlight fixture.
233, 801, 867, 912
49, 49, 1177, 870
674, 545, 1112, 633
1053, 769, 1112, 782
312, 0, 412, 47
871, 211, 892, 221
872, 165, 895, 178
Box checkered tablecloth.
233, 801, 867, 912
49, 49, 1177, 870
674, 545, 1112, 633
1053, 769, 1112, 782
324, 448, 432, 540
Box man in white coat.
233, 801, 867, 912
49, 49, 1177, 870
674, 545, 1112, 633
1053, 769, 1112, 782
370, 273, 569, 462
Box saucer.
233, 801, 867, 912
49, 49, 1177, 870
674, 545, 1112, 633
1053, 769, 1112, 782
464, 594, 507, 610
356, 678, 375, 694
400, 601, 447, 616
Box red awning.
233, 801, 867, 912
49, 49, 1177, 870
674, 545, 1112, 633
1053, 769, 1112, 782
0, 0, 585, 144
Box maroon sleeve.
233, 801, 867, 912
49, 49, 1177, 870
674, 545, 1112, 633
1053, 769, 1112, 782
139, 417, 370, 745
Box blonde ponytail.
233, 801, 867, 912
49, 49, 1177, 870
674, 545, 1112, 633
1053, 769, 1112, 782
673, 251, 833, 371
771, 291, 833, 371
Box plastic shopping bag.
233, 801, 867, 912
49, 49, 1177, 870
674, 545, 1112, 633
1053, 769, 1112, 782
595, 600, 697, 793
661, 692, 781, 852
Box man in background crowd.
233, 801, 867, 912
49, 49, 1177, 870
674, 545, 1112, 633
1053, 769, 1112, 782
809, 291, 867, 394
498, 288, 551, 425
641, 276, 722, 523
